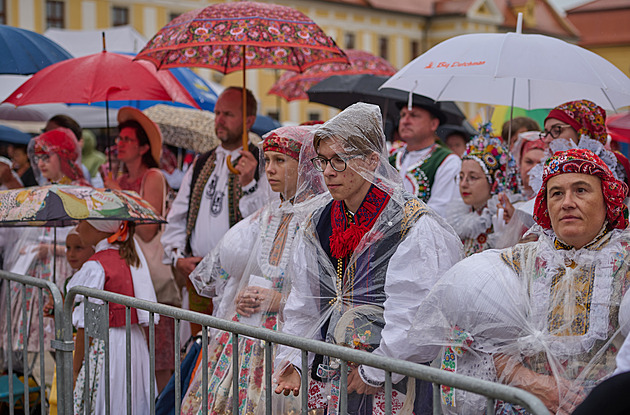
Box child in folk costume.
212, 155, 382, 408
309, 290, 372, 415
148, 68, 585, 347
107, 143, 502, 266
69, 220, 157, 415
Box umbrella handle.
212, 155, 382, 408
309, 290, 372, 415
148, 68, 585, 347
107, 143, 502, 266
226, 155, 240, 174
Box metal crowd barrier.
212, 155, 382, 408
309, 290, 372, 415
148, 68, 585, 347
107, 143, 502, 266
62, 285, 551, 415
0, 270, 65, 415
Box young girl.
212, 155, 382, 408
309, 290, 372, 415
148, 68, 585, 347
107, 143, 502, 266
46, 228, 95, 414
68, 220, 157, 414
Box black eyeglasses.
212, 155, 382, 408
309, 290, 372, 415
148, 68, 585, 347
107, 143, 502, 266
311, 155, 350, 172
33, 154, 50, 164
539, 124, 571, 140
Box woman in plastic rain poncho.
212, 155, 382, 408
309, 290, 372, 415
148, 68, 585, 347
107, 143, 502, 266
446, 122, 522, 256
409, 148, 630, 415
274, 103, 462, 415
179, 125, 330, 415
0, 128, 89, 371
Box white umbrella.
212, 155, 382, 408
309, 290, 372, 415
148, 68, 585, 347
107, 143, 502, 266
380, 15, 630, 112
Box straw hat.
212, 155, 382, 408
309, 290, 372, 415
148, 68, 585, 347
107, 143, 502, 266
117, 106, 162, 165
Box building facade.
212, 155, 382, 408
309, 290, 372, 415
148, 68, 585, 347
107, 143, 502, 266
2, 0, 615, 125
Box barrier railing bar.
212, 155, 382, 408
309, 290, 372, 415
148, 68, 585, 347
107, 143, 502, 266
385, 370, 392, 414
201, 325, 208, 415
6, 280, 14, 415
63, 286, 551, 415
104, 301, 110, 415
149, 312, 155, 415
39, 288, 45, 415
83, 297, 90, 415
21, 284, 29, 415
264, 340, 272, 415
433, 383, 442, 415
125, 306, 131, 415
301, 349, 308, 415
487, 397, 496, 414
174, 318, 181, 415
340, 360, 348, 414
232, 333, 240, 414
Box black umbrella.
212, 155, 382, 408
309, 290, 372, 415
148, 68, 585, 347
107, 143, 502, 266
307, 74, 467, 127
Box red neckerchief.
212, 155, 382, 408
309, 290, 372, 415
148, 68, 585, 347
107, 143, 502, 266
329, 185, 390, 259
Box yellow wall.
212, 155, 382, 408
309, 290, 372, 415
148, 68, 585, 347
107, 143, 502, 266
588, 45, 630, 78
6, 0, 629, 125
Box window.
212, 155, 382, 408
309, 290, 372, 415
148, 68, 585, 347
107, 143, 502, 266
112, 6, 129, 27
0, 0, 6, 25
308, 112, 321, 122
344, 32, 356, 50
411, 40, 420, 60
46, 1, 65, 29
379, 36, 389, 60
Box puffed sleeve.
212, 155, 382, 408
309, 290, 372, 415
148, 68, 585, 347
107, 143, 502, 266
66, 260, 106, 329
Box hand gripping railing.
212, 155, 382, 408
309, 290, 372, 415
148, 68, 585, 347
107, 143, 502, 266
62, 285, 551, 415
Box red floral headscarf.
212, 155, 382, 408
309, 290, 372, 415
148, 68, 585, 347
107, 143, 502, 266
534, 148, 628, 230
34, 127, 86, 183
262, 126, 306, 161
545, 100, 607, 144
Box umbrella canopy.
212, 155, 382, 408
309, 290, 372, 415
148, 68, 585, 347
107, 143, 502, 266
0, 24, 73, 75
0, 184, 165, 227
607, 112, 630, 144
135, 1, 348, 173
142, 104, 262, 153
307, 74, 467, 126
380, 21, 630, 111
2, 51, 200, 108
268, 49, 396, 101
0, 124, 31, 145
142, 105, 220, 153
135, 1, 348, 73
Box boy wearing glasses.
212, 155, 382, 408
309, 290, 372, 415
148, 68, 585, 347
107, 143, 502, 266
274, 103, 462, 414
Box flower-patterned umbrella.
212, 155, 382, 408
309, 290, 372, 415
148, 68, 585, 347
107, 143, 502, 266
142, 104, 261, 154
0, 184, 165, 227
268, 49, 397, 102
135, 1, 348, 173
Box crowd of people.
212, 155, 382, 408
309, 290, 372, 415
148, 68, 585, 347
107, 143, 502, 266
1, 85, 630, 415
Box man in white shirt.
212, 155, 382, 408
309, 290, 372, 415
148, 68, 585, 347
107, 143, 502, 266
389, 97, 461, 216
161, 87, 270, 327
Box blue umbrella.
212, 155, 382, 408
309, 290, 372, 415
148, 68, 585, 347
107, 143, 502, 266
0, 24, 73, 75
252, 115, 282, 137
0, 125, 32, 145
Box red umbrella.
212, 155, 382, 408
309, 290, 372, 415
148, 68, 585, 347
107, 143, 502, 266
3, 50, 200, 168
269, 49, 397, 102
3, 51, 199, 107
135, 1, 348, 173
607, 112, 630, 144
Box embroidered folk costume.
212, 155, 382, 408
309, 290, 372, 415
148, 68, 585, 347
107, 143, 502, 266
446, 123, 522, 256
276, 103, 462, 415
410, 149, 630, 414
69, 221, 158, 415
161, 139, 271, 317
180, 126, 329, 415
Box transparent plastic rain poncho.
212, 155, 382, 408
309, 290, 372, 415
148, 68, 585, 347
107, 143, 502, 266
0, 129, 88, 360
181, 125, 331, 415
446, 122, 523, 256
409, 153, 630, 415
274, 103, 462, 415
